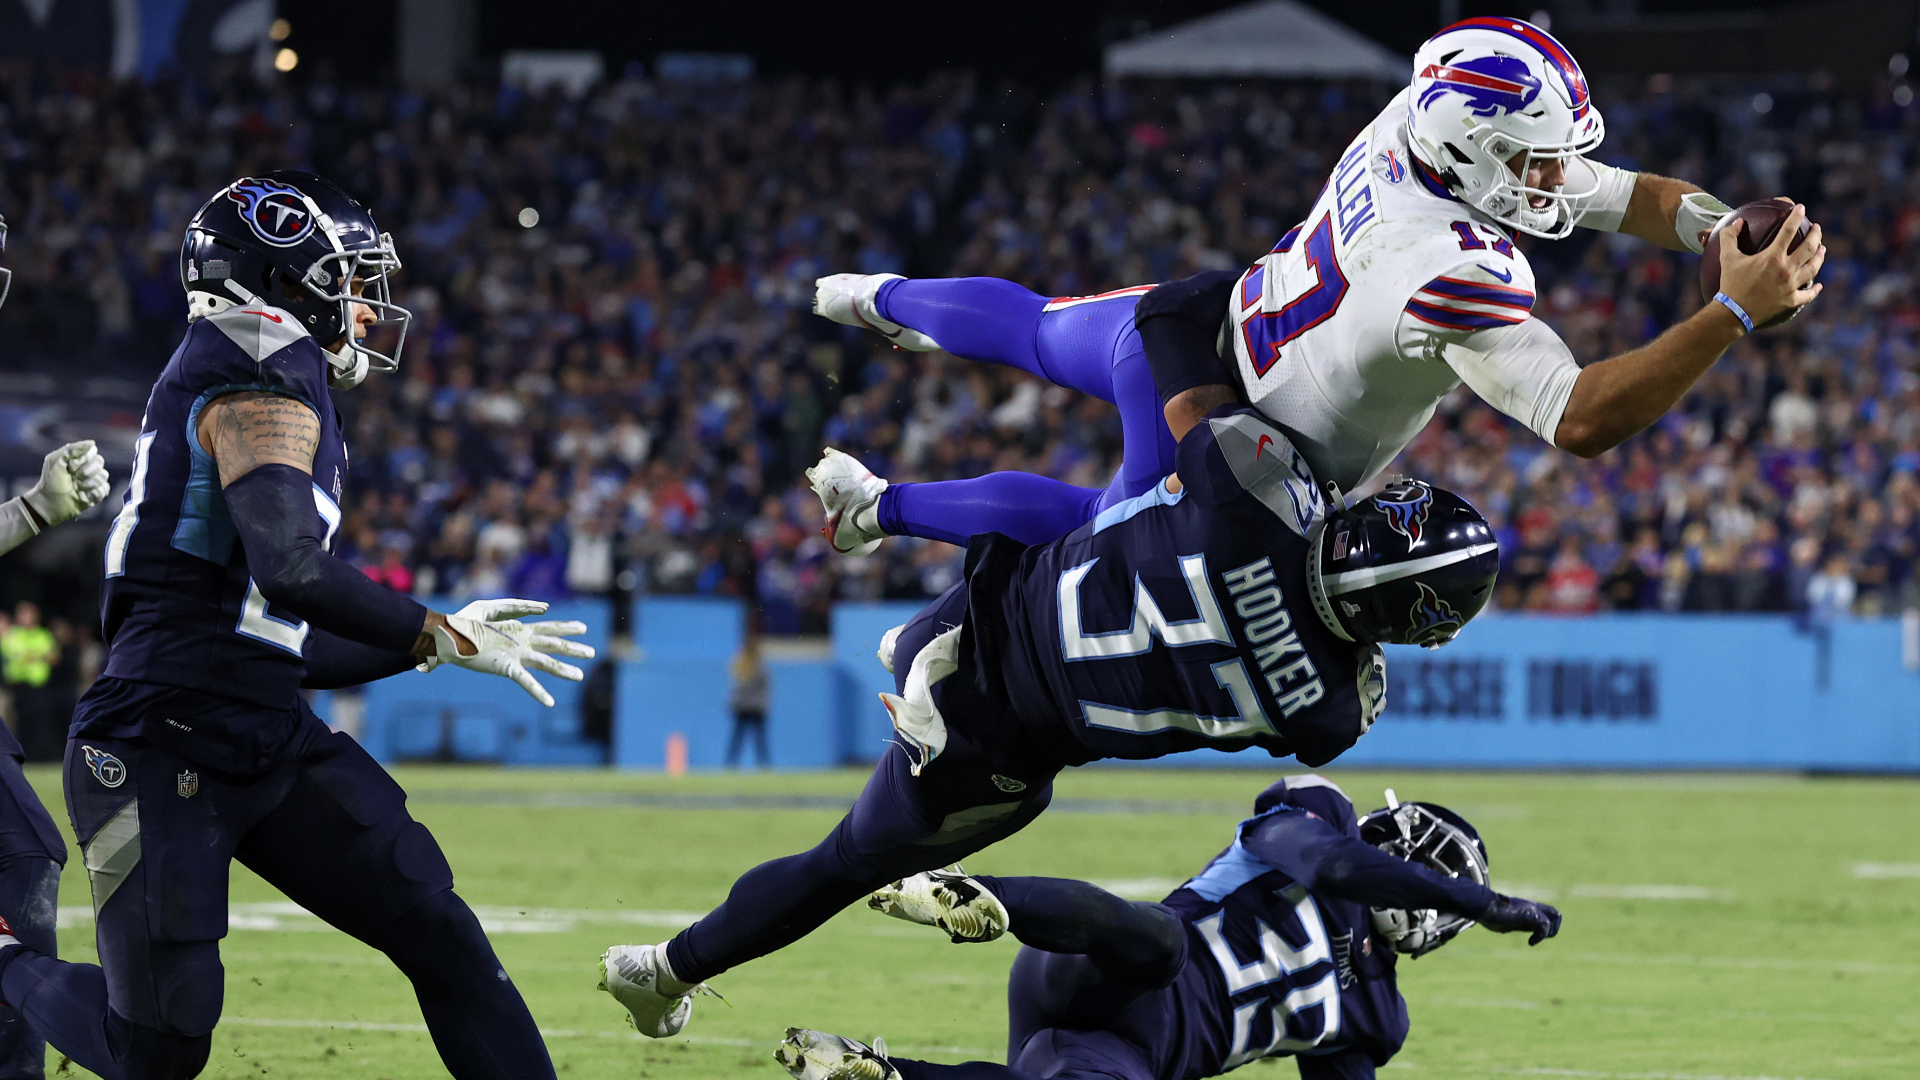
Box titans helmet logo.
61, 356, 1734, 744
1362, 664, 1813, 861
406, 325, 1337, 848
1407, 581, 1465, 649
227, 177, 316, 248
1416, 56, 1543, 117
1376, 481, 1434, 547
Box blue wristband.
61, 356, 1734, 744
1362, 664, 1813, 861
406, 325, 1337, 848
1712, 292, 1755, 333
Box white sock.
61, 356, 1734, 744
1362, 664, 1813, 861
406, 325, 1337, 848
653, 946, 694, 996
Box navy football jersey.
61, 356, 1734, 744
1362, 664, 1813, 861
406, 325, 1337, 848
972, 410, 1384, 767
1160, 776, 1408, 1077
91, 304, 347, 710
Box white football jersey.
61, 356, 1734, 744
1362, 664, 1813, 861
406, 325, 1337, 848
1225, 89, 1601, 493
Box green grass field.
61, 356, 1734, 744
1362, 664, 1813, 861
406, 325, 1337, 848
22, 764, 1920, 1079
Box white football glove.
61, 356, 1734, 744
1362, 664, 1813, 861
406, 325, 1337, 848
24, 440, 110, 528
416, 598, 595, 707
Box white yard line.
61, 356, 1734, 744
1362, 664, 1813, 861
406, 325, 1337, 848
1091, 877, 1186, 898
1493, 884, 1729, 902
218, 1016, 996, 1056
1482, 948, 1920, 977
1851, 862, 1920, 878
219, 1017, 1836, 1079
60, 903, 707, 935
1386, 1064, 1839, 1080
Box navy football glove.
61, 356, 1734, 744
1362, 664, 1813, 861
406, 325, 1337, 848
1477, 894, 1562, 945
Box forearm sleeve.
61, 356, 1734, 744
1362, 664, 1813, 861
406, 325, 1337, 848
1567, 157, 1637, 233
0, 498, 39, 557
223, 463, 429, 654
303, 628, 420, 689
1136, 269, 1240, 403
1241, 810, 1494, 918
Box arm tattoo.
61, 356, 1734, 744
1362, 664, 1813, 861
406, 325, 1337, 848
201, 391, 321, 487
1165, 383, 1244, 441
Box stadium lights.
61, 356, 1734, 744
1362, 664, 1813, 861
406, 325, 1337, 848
518, 207, 540, 228
274, 48, 298, 73
270, 18, 291, 43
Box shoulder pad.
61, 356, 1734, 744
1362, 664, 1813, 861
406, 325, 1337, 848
203, 302, 312, 363
1405, 257, 1536, 334
1205, 411, 1326, 537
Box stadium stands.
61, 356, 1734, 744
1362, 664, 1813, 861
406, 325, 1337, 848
0, 64, 1914, 630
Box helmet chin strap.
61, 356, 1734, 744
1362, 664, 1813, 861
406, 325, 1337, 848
325, 341, 369, 389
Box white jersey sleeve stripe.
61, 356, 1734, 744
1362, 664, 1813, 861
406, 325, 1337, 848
1405, 297, 1528, 331
1042, 284, 1156, 312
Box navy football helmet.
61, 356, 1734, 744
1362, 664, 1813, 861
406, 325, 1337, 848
179, 171, 409, 389
1358, 791, 1489, 957
1306, 478, 1499, 648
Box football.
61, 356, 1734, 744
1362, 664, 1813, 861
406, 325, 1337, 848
1699, 196, 1811, 329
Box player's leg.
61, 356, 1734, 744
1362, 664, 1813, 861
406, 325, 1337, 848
0, 749, 68, 1080
776, 1026, 1155, 1080
231, 717, 555, 1080
820, 273, 1116, 397
875, 874, 1184, 992
0, 856, 57, 1080
607, 589, 1061, 1034
876, 280, 1177, 509
0, 737, 231, 1080
659, 740, 1054, 986
814, 282, 1175, 549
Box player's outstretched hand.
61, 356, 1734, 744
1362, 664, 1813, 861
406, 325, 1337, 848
1477, 893, 1562, 945
417, 598, 595, 707
23, 440, 111, 527
1717, 203, 1825, 326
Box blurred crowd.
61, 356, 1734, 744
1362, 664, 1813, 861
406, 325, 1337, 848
1, 61, 1917, 632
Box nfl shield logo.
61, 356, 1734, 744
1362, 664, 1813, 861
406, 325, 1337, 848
176, 770, 199, 799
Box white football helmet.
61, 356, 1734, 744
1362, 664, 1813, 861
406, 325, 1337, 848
1406, 17, 1605, 239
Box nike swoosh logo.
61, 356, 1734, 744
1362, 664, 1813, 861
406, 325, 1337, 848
1477, 264, 1513, 283
1256, 434, 1274, 459
250, 308, 284, 323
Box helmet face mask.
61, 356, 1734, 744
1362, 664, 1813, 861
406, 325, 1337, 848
1358, 795, 1489, 958
1407, 18, 1605, 239
303, 238, 409, 387
0, 215, 11, 312
180, 172, 411, 390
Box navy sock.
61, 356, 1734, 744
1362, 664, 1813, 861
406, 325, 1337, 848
0, 857, 57, 1079
0, 949, 208, 1080
370, 891, 556, 1080
878, 475, 1103, 547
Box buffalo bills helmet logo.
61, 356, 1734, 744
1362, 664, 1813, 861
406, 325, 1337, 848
1376, 481, 1434, 546
227, 177, 317, 248
1407, 582, 1465, 648
1417, 55, 1542, 117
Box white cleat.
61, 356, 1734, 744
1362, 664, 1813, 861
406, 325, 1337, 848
813, 273, 942, 352
776, 1028, 902, 1080
598, 943, 710, 1038
807, 448, 889, 557
868, 867, 1010, 944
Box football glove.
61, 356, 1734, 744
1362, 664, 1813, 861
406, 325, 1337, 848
23, 440, 110, 528
417, 598, 595, 707
1476, 894, 1563, 945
